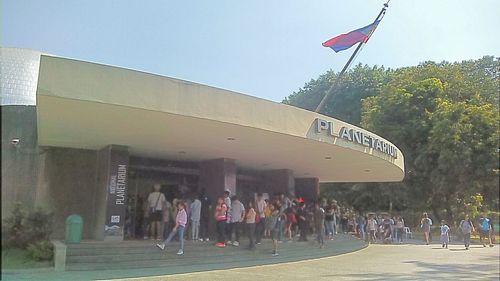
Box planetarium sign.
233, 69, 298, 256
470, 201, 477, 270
314, 118, 398, 158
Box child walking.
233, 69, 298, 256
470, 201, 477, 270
156, 201, 187, 255
440, 220, 450, 249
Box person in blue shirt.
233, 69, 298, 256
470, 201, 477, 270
478, 213, 493, 247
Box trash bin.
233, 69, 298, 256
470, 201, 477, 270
65, 214, 83, 243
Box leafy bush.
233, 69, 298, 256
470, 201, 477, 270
26, 207, 53, 241
3, 203, 30, 248
3, 203, 54, 251
27, 240, 54, 261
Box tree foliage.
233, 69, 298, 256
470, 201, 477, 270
285, 56, 499, 224
284, 64, 390, 125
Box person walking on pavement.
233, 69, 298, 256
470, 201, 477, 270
420, 212, 432, 245
459, 214, 475, 250
156, 201, 187, 255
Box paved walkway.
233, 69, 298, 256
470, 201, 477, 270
107, 243, 500, 281
1, 235, 365, 281
2, 239, 498, 280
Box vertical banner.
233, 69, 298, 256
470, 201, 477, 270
104, 147, 129, 240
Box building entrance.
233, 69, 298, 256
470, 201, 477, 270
124, 157, 200, 239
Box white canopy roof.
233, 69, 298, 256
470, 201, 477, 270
36, 55, 405, 182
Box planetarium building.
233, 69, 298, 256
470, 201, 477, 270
1, 47, 404, 241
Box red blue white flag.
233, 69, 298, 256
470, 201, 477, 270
322, 21, 380, 52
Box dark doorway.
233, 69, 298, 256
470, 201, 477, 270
124, 161, 200, 239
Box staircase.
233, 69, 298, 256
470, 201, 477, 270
64, 235, 366, 272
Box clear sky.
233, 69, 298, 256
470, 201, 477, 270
2, 0, 499, 102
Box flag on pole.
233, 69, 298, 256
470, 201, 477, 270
322, 21, 380, 52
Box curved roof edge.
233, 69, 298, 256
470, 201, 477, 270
35, 52, 405, 182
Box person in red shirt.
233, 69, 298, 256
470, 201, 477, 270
285, 204, 297, 241
214, 197, 228, 247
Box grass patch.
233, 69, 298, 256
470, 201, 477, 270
1, 248, 52, 270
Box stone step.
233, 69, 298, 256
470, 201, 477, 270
65, 247, 356, 271
66, 245, 315, 263
62, 235, 365, 271
68, 236, 355, 249
66, 256, 254, 271
67, 246, 166, 256
66, 238, 351, 255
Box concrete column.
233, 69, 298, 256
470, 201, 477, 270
199, 158, 236, 203
94, 145, 129, 241
199, 158, 236, 239
294, 178, 320, 203
261, 169, 295, 197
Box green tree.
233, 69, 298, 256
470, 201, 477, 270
284, 64, 389, 126
289, 56, 499, 224
426, 99, 499, 221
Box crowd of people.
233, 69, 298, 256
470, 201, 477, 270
142, 184, 496, 256
148, 187, 359, 256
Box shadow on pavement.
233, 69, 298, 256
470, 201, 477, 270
330, 261, 498, 281
402, 260, 498, 280
324, 270, 498, 281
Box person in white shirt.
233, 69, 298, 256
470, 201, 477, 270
420, 213, 432, 245
459, 214, 475, 250
147, 184, 166, 240
228, 196, 245, 246
395, 215, 405, 244
440, 220, 450, 249
190, 196, 202, 241
367, 215, 378, 243
255, 193, 267, 244
223, 190, 232, 242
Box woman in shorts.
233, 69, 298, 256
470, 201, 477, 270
421, 213, 432, 245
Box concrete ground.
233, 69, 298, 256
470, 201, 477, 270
1, 235, 366, 281
108, 243, 500, 281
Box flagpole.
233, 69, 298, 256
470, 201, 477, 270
314, 1, 390, 113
